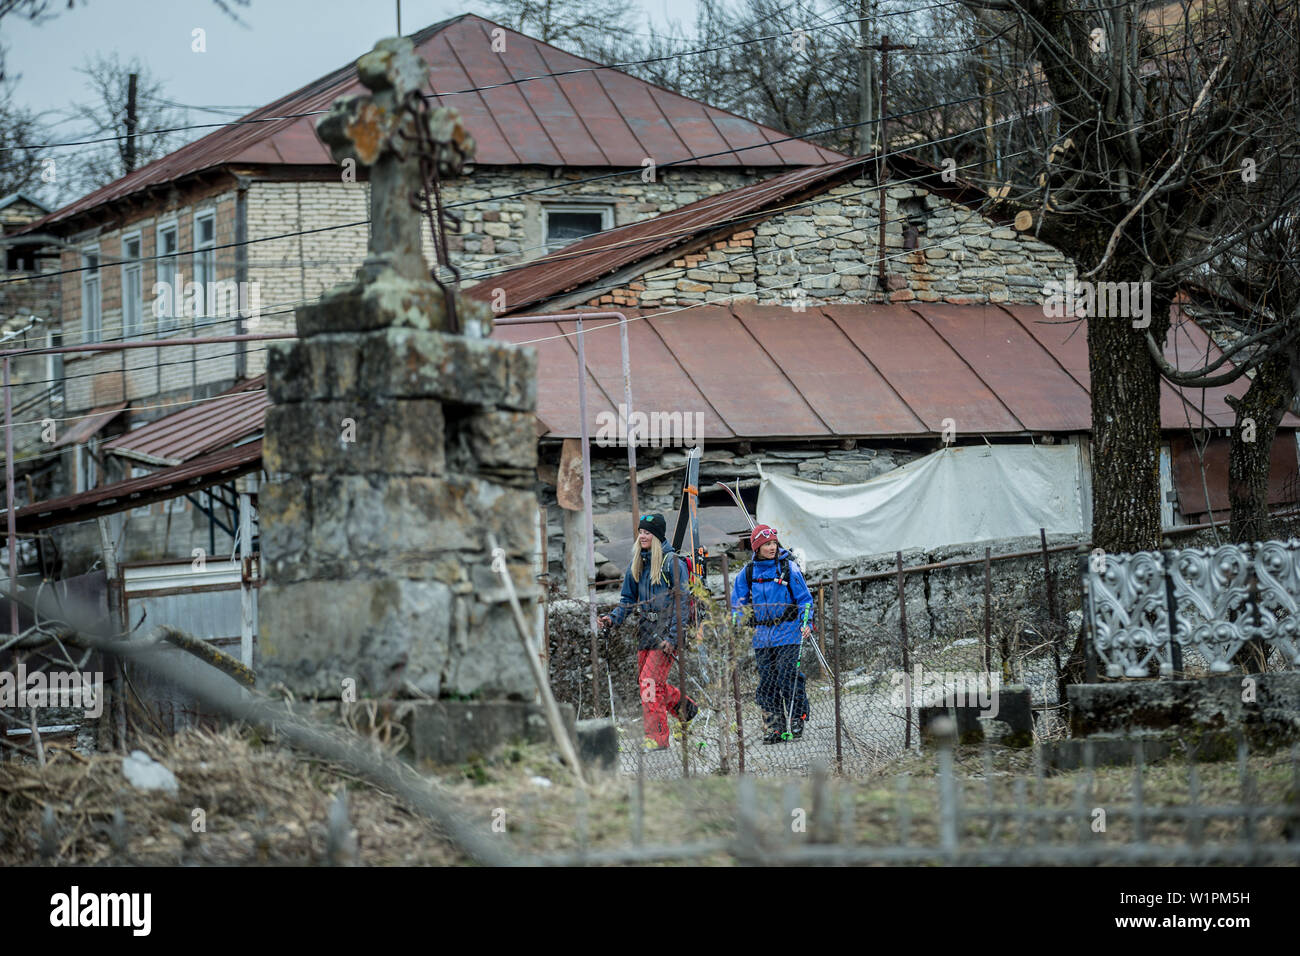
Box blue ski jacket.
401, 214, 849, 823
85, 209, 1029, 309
730, 548, 814, 648
609, 543, 691, 650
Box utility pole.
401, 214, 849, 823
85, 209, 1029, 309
124, 73, 138, 174
871, 34, 912, 300
854, 0, 877, 155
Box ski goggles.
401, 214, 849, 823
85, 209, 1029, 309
752, 527, 778, 543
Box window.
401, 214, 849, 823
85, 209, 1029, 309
76, 439, 98, 493
193, 211, 215, 319
543, 204, 612, 250
81, 245, 101, 344
156, 222, 179, 332
122, 233, 143, 338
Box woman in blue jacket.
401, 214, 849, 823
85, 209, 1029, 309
731, 524, 814, 744
598, 513, 698, 751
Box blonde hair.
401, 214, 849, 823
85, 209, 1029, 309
630, 535, 669, 589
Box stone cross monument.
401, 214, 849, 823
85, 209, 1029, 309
258, 38, 554, 756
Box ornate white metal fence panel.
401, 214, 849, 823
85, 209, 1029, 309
1082, 540, 1300, 677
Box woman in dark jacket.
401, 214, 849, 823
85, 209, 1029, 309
598, 513, 698, 751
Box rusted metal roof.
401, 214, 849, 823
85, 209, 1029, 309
13, 440, 262, 533
50, 401, 126, 450
102, 377, 268, 466
1170, 435, 1299, 519
25, 15, 841, 233
470, 153, 998, 315
493, 303, 1298, 441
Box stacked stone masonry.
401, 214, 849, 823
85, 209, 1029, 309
259, 282, 543, 703
584, 179, 1074, 309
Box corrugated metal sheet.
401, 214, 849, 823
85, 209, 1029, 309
493, 303, 1297, 441
469, 152, 996, 316
25, 15, 841, 233
14, 440, 262, 533
1170, 435, 1300, 518
103, 377, 267, 465
50, 401, 126, 449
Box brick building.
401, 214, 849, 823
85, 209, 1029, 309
9, 14, 838, 568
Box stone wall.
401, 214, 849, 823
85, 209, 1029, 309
582, 178, 1075, 310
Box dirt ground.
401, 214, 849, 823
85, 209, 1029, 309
2, 723, 1298, 865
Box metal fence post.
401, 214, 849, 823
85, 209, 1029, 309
1161, 539, 1183, 677
897, 551, 911, 750
675, 581, 688, 777
1041, 528, 1065, 708
983, 546, 993, 676
833, 567, 842, 774
1079, 547, 1098, 683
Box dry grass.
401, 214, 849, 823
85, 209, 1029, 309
2, 723, 1296, 865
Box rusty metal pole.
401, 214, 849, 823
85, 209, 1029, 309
723, 554, 744, 774
619, 314, 639, 533
675, 582, 688, 776
1041, 527, 1064, 706
833, 567, 842, 774
575, 316, 601, 716
897, 551, 910, 750
816, 585, 826, 679
984, 546, 993, 676
4, 356, 17, 636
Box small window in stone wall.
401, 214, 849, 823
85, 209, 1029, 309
544, 205, 612, 250
900, 197, 927, 251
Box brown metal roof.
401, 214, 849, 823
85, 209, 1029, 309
469, 153, 997, 315
102, 377, 268, 466
25, 15, 841, 233
50, 401, 126, 450
492, 303, 1298, 441
13, 440, 262, 533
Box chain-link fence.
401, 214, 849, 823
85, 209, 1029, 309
547, 537, 1077, 779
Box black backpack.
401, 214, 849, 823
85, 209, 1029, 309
744, 556, 799, 626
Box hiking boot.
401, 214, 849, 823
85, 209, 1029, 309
643, 737, 668, 752
677, 696, 698, 723
790, 714, 808, 739
762, 730, 782, 745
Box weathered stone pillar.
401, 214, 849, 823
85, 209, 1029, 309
257, 38, 541, 709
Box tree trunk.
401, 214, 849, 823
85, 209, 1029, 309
1087, 276, 1170, 554
1228, 350, 1294, 542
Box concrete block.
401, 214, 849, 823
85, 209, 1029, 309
403, 700, 577, 765
263, 398, 446, 476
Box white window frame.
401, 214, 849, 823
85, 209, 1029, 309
80, 243, 101, 344
155, 220, 180, 333
542, 203, 613, 251
121, 230, 143, 339
192, 209, 216, 321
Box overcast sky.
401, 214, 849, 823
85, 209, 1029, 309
7, 0, 697, 137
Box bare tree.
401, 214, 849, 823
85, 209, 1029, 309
948, 1, 1300, 562
61, 53, 188, 193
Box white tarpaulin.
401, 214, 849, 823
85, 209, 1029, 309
757, 444, 1085, 562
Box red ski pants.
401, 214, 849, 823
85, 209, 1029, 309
637, 649, 683, 747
